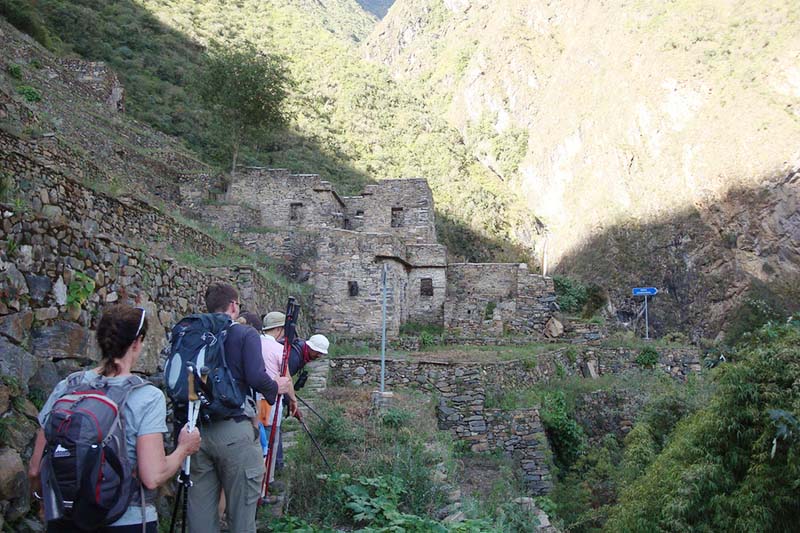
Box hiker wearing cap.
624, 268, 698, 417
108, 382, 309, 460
288, 333, 330, 375
256, 312, 301, 473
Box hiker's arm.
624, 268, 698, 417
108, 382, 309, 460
27, 429, 46, 493
137, 425, 200, 490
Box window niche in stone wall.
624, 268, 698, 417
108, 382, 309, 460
420, 278, 433, 297
391, 207, 404, 227
290, 202, 303, 222
348, 281, 359, 297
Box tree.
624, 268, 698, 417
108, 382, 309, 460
195, 42, 293, 174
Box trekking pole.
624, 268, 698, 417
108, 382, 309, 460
261, 297, 299, 502
295, 394, 330, 427
170, 363, 201, 533
297, 416, 332, 471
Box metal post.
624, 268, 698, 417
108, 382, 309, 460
644, 294, 649, 340
380, 263, 387, 393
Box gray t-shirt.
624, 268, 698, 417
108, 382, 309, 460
38, 370, 168, 526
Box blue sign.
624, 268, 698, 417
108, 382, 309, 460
632, 287, 658, 296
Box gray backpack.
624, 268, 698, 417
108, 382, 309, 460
40, 372, 151, 530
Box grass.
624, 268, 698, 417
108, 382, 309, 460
484, 369, 675, 411
275, 386, 545, 530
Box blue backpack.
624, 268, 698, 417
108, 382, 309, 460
164, 313, 245, 421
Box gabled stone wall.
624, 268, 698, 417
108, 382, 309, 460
342, 178, 437, 243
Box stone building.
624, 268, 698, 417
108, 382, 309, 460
191, 166, 555, 339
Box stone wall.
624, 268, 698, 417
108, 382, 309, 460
329, 357, 554, 494
228, 168, 346, 231
311, 230, 409, 337
0, 134, 226, 259
444, 263, 555, 337
342, 179, 437, 244
329, 344, 702, 494
0, 203, 311, 529
0, 206, 309, 379
58, 59, 125, 112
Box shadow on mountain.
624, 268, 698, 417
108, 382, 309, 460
435, 209, 534, 265
355, 0, 395, 19
555, 171, 800, 342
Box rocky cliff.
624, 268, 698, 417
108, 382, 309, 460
365, 0, 800, 335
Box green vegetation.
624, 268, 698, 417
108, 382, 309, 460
606, 318, 800, 531
16, 84, 42, 102
195, 42, 293, 173
634, 345, 659, 368
553, 275, 607, 318
541, 391, 586, 470
274, 388, 542, 531
724, 278, 800, 346
553, 275, 588, 314
0, 0, 57, 49
6, 62, 22, 79
66, 270, 95, 307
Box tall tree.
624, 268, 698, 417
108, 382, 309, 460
196, 42, 293, 174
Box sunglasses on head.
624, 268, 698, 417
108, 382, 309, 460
134, 306, 146, 340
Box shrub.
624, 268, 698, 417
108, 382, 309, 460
635, 346, 659, 368
6, 63, 22, 79
381, 408, 410, 428
16, 85, 42, 102
66, 271, 95, 307
0, 0, 56, 49
553, 275, 588, 314
582, 283, 607, 318
540, 391, 586, 470
607, 321, 800, 532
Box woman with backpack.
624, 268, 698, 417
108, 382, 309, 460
27, 303, 202, 532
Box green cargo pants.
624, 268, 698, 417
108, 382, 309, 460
187, 417, 265, 533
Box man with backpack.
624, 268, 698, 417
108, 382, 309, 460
182, 282, 293, 533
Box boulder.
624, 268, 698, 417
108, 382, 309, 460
581, 358, 599, 379
543, 317, 564, 338
24, 274, 52, 303
0, 337, 36, 394
0, 310, 33, 344
0, 448, 25, 501
5, 413, 38, 451
53, 276, 67, 306
31, 321, 97, 362
29, 360, 61, 394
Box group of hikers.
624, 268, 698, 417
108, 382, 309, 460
26, 281, 329, 532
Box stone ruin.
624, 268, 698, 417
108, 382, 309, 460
186, 167, 560, 340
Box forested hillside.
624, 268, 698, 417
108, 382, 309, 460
1, 0, 535, 262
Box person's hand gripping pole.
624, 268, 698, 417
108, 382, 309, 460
261, 297, 299, 502
183, 362, 201, 476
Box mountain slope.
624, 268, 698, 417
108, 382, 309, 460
365, 0, 800, 336
366, 0, 800, 254
5, 0, 535, 262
